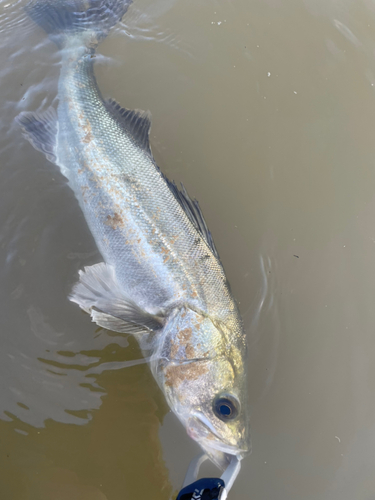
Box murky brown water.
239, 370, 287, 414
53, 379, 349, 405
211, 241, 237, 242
1, 0, 375, 498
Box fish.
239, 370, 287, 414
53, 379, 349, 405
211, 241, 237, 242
17, 0, 250, 471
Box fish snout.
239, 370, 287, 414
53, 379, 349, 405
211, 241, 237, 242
186, 414, 250, 470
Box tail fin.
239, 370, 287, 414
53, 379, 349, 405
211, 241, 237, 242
25, 0, 132, 47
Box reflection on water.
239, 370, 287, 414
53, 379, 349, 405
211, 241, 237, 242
1, 0, 375, 498
0, 342, 172, 499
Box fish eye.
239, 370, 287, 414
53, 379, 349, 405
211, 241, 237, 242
213, 394, 240, 421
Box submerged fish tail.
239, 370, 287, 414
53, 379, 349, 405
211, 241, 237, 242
24, 0, 132, 48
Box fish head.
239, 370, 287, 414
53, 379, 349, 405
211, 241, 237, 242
159, 311, 250, 470
186, 389, 250, 470
184, 355, 250, 470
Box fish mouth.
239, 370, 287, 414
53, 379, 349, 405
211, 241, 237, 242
201, 442, 243, 471
187, 412, 249, 470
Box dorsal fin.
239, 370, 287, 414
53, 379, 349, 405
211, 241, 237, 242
105, 98, 152, 155
166, 180, 219, 259
106, 98, 218, 258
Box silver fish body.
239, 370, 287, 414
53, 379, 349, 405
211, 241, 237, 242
18, 0, 250, 470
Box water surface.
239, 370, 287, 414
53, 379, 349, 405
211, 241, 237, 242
1, 0, 375, 498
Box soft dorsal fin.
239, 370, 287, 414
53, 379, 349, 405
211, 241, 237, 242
106, 98, 218, 258
105, 98, 152, 155
166, 180, 219, 259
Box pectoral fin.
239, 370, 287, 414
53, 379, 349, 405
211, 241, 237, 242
70, 262, 165, 334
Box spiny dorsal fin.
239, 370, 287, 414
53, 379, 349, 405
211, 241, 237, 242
106, 99, 218, 258
106, 98, 152, 155
166, 180, 219, 259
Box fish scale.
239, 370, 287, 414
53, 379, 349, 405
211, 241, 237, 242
58, 43, 237, 320
17, 0, 250, 472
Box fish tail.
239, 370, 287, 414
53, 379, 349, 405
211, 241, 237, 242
24, 0, 132, 48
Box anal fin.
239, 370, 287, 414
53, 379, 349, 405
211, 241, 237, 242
16, 107, 58, 163
70, 262, 165, 335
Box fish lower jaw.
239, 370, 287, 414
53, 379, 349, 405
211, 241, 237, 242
186, 423, 246, 470
186, 413, 247, 456
200, 438, 247, 459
